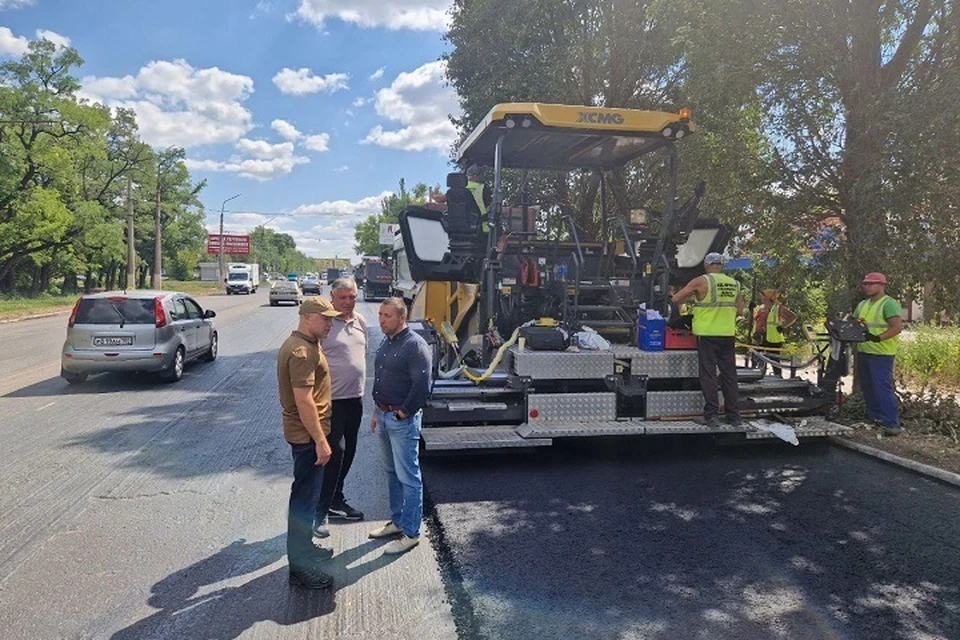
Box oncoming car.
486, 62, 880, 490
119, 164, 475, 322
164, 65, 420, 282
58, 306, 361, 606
269, 280, 303, 306
60, 290, 218, 384
300, 277, 322, 295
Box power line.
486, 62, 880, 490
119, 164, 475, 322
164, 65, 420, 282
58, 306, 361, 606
203, 208, 370, 218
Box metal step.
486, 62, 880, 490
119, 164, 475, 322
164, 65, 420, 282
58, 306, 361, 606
421, 426, 552, 451
517, 417, 850, 439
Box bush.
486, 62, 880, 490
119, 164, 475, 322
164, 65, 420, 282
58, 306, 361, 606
898, 325, 960, 390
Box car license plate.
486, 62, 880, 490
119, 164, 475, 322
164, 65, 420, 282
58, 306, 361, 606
93, 336, 134, 347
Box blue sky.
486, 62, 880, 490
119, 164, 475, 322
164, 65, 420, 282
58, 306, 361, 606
1, 0, 461, 261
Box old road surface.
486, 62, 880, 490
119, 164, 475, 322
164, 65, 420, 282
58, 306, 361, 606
1, 290, 958, 639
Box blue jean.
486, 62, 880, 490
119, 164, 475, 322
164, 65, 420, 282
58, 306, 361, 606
857, 352, 899, 428
375, 408, 423, 538
288, 441, 325, 569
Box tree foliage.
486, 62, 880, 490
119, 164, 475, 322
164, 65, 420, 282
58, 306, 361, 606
353, 180, 430, 256
444, 0, 960, 317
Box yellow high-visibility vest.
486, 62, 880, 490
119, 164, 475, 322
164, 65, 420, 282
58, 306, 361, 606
693, 273, 740, 337
854, 295, 899, 355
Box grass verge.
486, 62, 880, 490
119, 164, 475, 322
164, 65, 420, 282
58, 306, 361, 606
0, 280, 226, 322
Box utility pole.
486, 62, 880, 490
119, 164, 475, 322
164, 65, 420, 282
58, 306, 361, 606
126, 178, 136, 290
152, 164, 162, 290
218, 193, 241, 283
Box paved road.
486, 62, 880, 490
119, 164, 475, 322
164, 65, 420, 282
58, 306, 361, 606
0, 291, 456, 640
424, 439, 960, 640
2, 290, 959, 640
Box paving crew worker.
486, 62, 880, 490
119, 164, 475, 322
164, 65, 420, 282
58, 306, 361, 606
313, 278, 367, 540
671, 252, 745, 428
752, 288, 798, 376
368, 297, 433, 555
431, 163, 492, 231
853, 272, 903, 436
276, 296, 340, 590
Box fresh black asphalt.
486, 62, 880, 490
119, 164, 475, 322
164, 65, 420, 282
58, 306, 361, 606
422, 437, 960, 640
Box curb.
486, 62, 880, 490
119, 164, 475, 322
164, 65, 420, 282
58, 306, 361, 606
830, 436, 960, 488
0, 309, 72, 324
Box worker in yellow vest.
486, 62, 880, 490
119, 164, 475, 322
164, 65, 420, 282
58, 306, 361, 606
671, 252, 745, 428
752, 288, 798, 376
853, 272, 903, 435
430, 164, 492, 232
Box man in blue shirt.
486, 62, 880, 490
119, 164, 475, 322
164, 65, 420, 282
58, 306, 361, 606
367, 297, 433, 554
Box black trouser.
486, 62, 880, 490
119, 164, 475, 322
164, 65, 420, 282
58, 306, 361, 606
289, 441, 325, 570
316, 397, 363, 520
697, 336, 740, 420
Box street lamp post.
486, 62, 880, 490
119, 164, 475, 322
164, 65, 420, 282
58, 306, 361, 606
218, 193, 241, 283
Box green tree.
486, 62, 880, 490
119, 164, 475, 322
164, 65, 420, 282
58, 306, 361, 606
353, 180, 429, 256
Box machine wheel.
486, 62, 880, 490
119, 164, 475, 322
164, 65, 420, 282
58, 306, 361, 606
162, 347, 185, 382
62, 370, 87, 385
202, 332, 218, 362
270, 301, 278, 306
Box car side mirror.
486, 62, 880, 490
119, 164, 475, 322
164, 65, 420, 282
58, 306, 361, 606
204, 309, 216, 318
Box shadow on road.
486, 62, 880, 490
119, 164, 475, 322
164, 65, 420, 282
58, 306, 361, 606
111, 535, 399, 639
423, 438, 960, 640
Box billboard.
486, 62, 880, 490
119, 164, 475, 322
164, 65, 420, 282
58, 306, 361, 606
207, 234, 250, 255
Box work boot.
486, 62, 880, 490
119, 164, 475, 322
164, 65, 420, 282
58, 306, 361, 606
288, 566, 333, 590
696, 416, 721, 428
882, 424, 903, 437
725, 415, 743, 427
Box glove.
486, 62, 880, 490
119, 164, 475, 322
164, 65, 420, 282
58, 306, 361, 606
776, 325, 785, 333
865, 332, 883, 343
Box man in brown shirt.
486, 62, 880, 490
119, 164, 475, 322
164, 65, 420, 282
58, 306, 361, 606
277, 296, 339, 589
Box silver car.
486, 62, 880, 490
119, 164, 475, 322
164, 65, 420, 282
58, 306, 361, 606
60, 290, 218, 384
269, 280, 303, 306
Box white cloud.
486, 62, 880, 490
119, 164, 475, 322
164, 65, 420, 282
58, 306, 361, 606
272, 67, 349, 96
235, 138, 296, 160
362, 60, 458, 152
0, 26, 71, 57
303, 133, 330, 152
294, 0, 449, 31
80, 59, 255, 148
369, 67, 385, 81
291, 191, 392, 218
0, 0, 37, 9
185, 137, 308, 181
271, 118, 302, 141
352, 97, 367, 107
35, 29, 70, 49
333, 165, 349, 172
0, 27, 28, 56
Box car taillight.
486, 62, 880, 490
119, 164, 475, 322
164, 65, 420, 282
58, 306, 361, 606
154, 297, 167, 328
67, 298, 82, 328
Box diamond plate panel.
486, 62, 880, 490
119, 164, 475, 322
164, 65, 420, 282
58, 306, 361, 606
646, 391, 704, 417
528, 392, 617, 421
608, 345, 699, 378
510, 348, 614, 379
421, 426, 552, 451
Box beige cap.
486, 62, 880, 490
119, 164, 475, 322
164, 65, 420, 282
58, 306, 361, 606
299, 297, 339, 317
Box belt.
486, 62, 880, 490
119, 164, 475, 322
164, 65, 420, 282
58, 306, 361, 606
376, 402, 403, 412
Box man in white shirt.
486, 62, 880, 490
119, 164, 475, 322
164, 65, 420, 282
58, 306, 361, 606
313, 278, 368, 537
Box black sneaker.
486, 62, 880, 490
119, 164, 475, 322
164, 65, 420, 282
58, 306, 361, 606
289, 567, 333, 590
329, 499, 364, 521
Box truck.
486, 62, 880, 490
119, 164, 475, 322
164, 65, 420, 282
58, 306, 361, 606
394, 102, 850, 453
225, 262, 260, 295
357, 256, 394, 301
